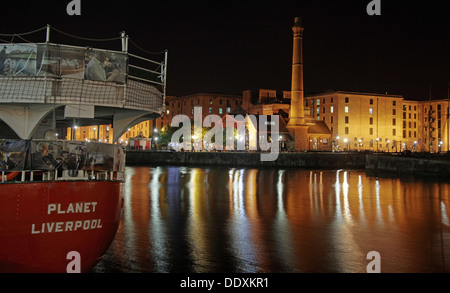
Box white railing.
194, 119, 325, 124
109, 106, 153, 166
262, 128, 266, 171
0, 42, 167, 113
1, 169, 125, 183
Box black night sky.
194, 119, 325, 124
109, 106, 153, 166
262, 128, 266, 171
1, 0, 449, 100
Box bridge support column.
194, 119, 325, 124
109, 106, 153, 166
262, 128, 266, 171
0, 104, 57, 139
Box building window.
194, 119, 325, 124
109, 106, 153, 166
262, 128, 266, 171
317, 107, 320, 115
393, 101, 396, 106
323, 98, 325, 104
323, 107, 325, 114
370, 99, 373, 105
403, 130, 406, 138
345, 116, 349, 124
226, 107, 231, 113
305, 100, 308, 106
330, 106, 334, 113
209, 99, 213, 105
345, 97, 349, 103
369, 108, 373, 114
219, 108, 223, 114
393, 109, 396, 115
209, 107, 212, 114
392, 118, 396, 126
330, 116, 333, 124
331, 97, 333, 103
345, 127, 349, 134
370, 128, 373, 135
316, 99, 320, 106
345, 106, 349, 113
370, 117, 373, 125
393, 129, 396, 136
403, 112, 406, 119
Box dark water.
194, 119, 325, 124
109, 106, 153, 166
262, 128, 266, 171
92, 166, 450, 273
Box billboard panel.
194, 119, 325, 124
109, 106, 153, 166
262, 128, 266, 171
31, 140, 87, 171
0, 44, 37, 76
0, 139, 29, 171
85, 49, 127, 83
36, 44, 85, 79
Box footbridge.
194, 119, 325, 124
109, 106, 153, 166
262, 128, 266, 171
0, 25, 167, 142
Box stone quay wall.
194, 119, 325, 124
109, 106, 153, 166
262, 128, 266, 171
126, 151, 366, 169
126, 150, 450, 177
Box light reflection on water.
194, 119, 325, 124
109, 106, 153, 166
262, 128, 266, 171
93, 166, 450, 273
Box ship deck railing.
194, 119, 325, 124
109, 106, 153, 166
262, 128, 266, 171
1, 169, 125, 183
0, 42, 167, 113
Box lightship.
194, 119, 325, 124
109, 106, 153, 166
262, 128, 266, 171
0, 25, 167, 272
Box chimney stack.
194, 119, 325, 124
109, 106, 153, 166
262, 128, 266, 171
288, 17, 305, 126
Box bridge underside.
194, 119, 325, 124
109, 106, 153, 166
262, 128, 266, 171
0, 103, 161, 142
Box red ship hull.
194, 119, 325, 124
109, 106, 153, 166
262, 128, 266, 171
0, 180, 123, 273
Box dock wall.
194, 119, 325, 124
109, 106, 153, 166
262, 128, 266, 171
126, 151, 366, 169
126, 151, 450, 177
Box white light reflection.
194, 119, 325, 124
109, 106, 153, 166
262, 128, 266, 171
122, 166, 135, 261
375, 179, 383, 225
228, 169, 258, 272
149, 166, 169, 272
441, 201, 449, 226
358, 175, 366, 224
334, 170, 343, 223
123, 166, 135, 225
274, 169, 295, 271
277, 170, 286, 217
331, 170, 364, 272
342, 171, 354, 225
309, 171, 324, 217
